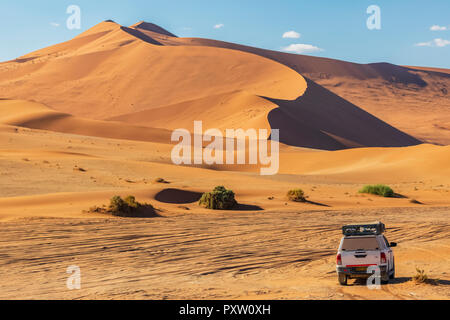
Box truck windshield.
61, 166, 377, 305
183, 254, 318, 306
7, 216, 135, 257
342, 237, 379, 251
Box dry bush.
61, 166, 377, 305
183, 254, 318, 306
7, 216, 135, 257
88, 196, 156, 218
413, 268, 430, 284
287, 189, 306, 202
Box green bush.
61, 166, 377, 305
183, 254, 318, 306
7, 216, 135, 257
108, 195, 154, 217
359, 185, 394, 197
287, 189, 306, 202
109, 196, 128, 213
199, 186, 237, 210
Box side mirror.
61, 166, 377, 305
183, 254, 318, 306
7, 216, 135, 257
389, 242, 397, 248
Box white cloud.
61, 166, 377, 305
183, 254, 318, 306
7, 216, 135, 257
434, 38, 450, 47
50, 22, 60, 27
415, 41, 432, 47
415, 38, 450, 47
214, 24, 224, 29
282, 31, 301, 39
282, 43, 323, 54
430, 25, 447, 31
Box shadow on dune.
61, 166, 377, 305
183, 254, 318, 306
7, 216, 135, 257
233, 203, 264, 211
368, 63, 428, 86
390, 277, 450, 286
349, 277, 410, 286
155, 189, 203, 204
131, 21, 178, 38
154, 189, 263, 211
121, 205, 161, 218
120, 26, 162, 46
267, 78, 422, 150
345, 277, 449, 287
306, 200, 331, 207
435, 279, 450, 286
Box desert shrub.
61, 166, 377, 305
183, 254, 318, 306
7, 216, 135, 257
412, 268, 429, 284
109, 196, 128, 214
107, 195, 154, 217
154, 177, 169, 184
199, 186, 237, 210
287, 189, 306, 202
359, 185, 394, 197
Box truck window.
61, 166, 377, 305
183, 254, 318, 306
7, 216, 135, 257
341, 237, 379, 251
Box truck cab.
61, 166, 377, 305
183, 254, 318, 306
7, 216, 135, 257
336, 222, 397, 285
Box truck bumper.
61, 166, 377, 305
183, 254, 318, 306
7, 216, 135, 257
337, 266, 387, 278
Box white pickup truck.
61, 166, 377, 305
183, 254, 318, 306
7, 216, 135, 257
336, 222, 397, 285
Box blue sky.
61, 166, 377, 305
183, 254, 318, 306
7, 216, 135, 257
1, 0, 449, 68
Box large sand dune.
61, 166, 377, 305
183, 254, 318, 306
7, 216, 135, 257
0, 20, 425, 150
149, 31, 449, 145
0, 21, 305, 119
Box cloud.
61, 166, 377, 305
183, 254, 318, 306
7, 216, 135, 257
430, 25, 447, 31
50, 22, 60, 27
415, 38, 450, 47
415, 41, 432, 47
214, 24, 224, 29
282, 31, 301, 39
282, 43, 323, 54
434, 38, 450, 47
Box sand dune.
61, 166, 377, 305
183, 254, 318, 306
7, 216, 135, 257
110, 91, 275, 133
404, 66, 450, 75
161, 36, 428, 85
0, 100, 172, 143
0, 21, 305, 121
0, 20, 430, 150
267, 79, 420, 149
153, 34, 449, 146
278, 144, 450, 183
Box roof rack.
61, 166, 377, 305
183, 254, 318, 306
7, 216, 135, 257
342, 221, 385, 236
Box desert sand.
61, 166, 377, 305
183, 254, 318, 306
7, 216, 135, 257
0, 21, 449, 300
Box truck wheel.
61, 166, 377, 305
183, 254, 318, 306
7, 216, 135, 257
381, 272, 390, 284
390, 263, 395, 280
338, 273, 347, 286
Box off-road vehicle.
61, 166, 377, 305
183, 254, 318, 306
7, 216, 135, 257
336, 222, 397, 285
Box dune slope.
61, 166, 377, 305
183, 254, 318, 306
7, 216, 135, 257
0, 100, 172, 143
